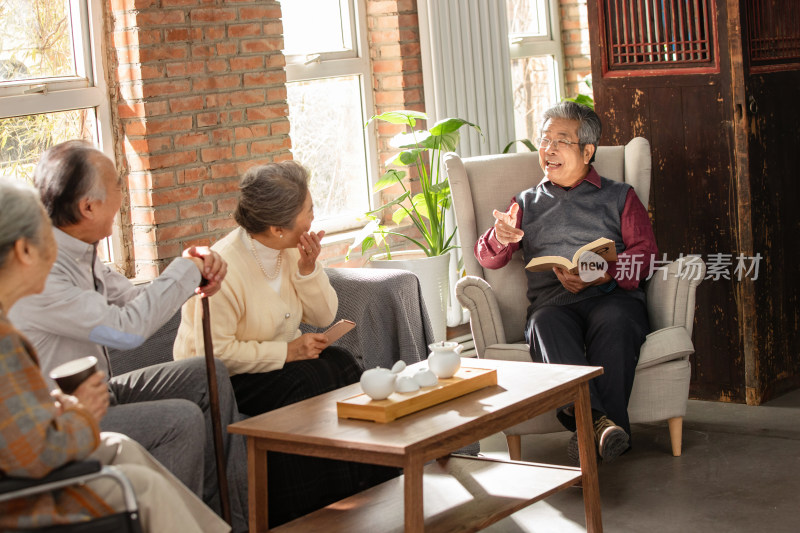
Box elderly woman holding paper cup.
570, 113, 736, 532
173, 160, 396, 527
0, 179, 229, 532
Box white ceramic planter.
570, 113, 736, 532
369, 250, 450, 342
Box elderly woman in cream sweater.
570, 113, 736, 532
173, 161, 395, 526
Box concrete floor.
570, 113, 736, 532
477, 389, 800, 533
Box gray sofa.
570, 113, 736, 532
109, 267, 433, 376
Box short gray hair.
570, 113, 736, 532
34, 140, 108, 227
541, 101, 602, 163
0, 179, 46, 267
234, 161, 310, 234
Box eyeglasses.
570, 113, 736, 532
534, 137, 580, 151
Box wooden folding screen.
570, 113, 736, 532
587, 0, 800, 404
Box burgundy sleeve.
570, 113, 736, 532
474, 198, 522, 270
607, 188, 658, 290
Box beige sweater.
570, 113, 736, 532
173, 227, 338, 375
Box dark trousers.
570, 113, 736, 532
230, 346, 398, 527
525, 290, 650, 435
104, 357, 249, 532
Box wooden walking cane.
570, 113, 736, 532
201, 295, 232, 524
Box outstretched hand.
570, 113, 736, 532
492, 203, 524, 245
297, 230, 325, 276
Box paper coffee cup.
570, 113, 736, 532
49, 356, 98, 394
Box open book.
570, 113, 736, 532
525, 237, 617, 274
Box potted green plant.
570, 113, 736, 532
347, 110, 481, 341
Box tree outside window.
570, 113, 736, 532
0, 0, 115, 261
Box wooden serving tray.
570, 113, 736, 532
337, 366, 497, 423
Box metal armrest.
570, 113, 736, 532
0, 462, 138, 514
0, 460, 101, 496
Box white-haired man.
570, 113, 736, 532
10, 140, 247, 532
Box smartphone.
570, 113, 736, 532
324, 319, 356, 345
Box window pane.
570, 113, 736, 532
0, 108, 112, 260
0, 0, 77, 82
510, 55, 557, 141
0, 108, 96, 182
287, 76, 369, 226
282, 0, 353, 56
506, 0, 548, 37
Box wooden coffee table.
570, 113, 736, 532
228, 358, 604, 532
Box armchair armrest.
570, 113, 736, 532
637, 325, 695, 370
645, 257, 705, 335
483, 344, 532, 362
455, 276, 508, 356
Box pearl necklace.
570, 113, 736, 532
248, 234, 282, 280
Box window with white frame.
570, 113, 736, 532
0, 0, 117, 262
281, 0, 377, 234
506, 0, 566, 141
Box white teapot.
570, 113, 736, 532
360, 360, 406, 400
427, 341, 463, 378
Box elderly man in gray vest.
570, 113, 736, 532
475, 102, 658, 464
10, 140, 248, 532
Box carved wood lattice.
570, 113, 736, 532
746, 0, 800, 71
602, 0, 716, 72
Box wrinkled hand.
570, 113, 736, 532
553, 267, 611, 294
287, 333, 329, 362
52, 371, 109, 422
297, 230, 325, 276
183, 246, 228, 297
492, 203, 524, 245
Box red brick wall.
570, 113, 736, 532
366, 0, 423, 172
560, 0, 593, 99
367, 0, 424, 251
108, 0, 291, 278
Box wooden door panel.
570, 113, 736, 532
588, 0, 746, 401
745, 70, 800, 400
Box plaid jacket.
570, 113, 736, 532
0, 312, 112, 529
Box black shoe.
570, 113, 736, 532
567, 416, 630, 466
567, 432, 580, 465
593, 416, 629, 463
566, 431, 603, 467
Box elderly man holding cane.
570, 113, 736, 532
0, 179, 230, 532
9, 141, 248, 532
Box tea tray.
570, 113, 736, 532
336, 366, 498, 423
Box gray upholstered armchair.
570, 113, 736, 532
444, 138, 705, 459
